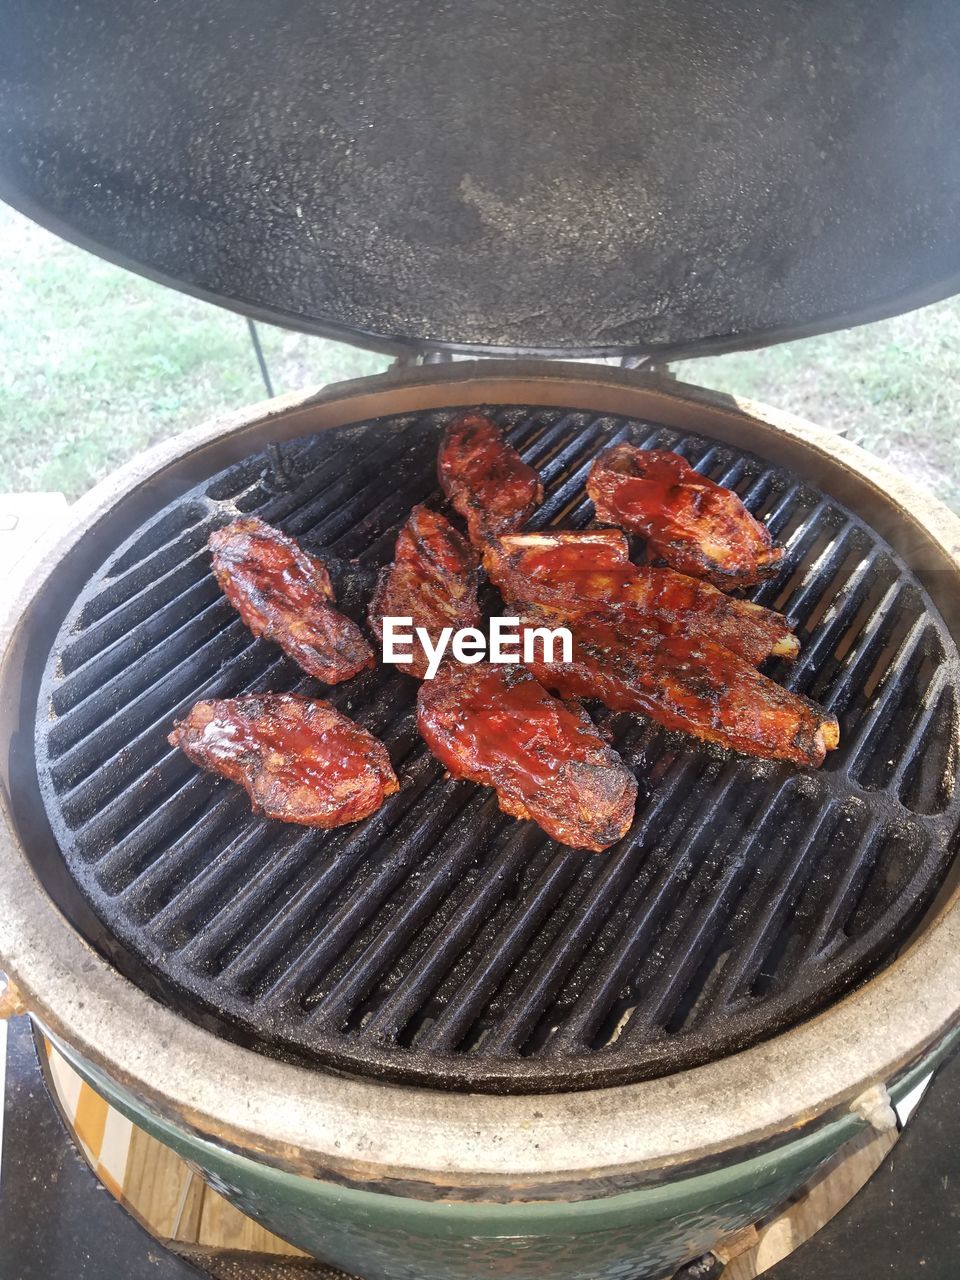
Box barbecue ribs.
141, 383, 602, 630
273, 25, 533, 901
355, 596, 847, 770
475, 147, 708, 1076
209, 518, 374, 684
438, 411, 543, 542
524, 621, 838, 767
417, 663, 637, 851
368, 505, 482, 678
587, 444, 785, 589
484, 530, 798, 665
169, 694, 399, 826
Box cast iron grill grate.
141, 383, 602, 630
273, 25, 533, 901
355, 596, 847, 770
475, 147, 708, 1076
34, 406, 960, 1092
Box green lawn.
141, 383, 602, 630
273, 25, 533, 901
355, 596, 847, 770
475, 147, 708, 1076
0, 206, 386, 497
2, 203, 959, 506
684, 315, 960, 509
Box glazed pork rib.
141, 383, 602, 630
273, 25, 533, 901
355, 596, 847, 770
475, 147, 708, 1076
438, 411, 543, 542
587, 444, 785, 589
368, 505, 482, 679
484, 530, 798, 666
524, 622, 839, 768
417, 663, 637, 851
169, 694, 399, 827
209, 517, 374, 684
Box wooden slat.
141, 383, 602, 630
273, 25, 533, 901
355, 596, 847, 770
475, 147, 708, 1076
723, 1126, 899, 1279
197, 1184, 306, 1256
123, 1126, 204, 1242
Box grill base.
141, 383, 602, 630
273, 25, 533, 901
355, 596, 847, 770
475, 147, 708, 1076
27, 394, 960, 1094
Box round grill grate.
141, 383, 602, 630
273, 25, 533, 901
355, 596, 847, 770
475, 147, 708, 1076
34, 406, 960, 1092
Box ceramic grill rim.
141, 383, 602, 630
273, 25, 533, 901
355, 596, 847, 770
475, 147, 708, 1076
2, 361, 959, 1193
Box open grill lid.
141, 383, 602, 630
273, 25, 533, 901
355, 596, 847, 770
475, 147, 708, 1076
2, 0, 960, 357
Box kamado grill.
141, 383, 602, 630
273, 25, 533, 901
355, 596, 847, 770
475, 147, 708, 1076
3, 3, 960, 1279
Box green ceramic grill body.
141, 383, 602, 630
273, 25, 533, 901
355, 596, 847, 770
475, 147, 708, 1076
44, 1024, 953, 1280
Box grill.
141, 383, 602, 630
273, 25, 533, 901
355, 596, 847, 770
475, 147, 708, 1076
8, 5, 960, 1273
32, 402, 960, 1094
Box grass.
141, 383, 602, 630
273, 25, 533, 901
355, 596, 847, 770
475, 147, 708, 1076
0, 206, 386, 497
684, 311, 960, 510
2, 203, 959, 506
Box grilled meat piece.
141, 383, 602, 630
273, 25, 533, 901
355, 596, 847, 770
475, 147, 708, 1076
369, 505, 482, 679
484, 530, 798, 665
587, 444, 785, 589
438, 411, 543, 542
524, 621, 838, 768
209, 518, 374, 684
417, 663, 637, 852
169, 694, 399, 827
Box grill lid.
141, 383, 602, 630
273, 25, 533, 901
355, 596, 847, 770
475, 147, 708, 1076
2, 0, 960, 357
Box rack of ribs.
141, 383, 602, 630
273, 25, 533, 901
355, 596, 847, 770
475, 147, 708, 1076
209, 517, 374, 684
587, 444, 785, 589
169, 694, 399, 826
438, 411, 543, 542
523, 621, 838, 768
483, 530, 798, 666
417, 663, 637, 851
368, 505, 482, 678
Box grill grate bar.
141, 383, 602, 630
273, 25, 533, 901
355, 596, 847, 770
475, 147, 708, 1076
525, 423, 656, 530
544, 761, 743, 1055
757, 502, 839, 610
891, 679, 954, 797
77, 512, 220, 632
303, 793, 507, 1033
414, 851, 585, 1052
811, 578, 908, 708
61, 545, 217, 677
278, 448, 440, 553
612, 768, 785, 1043
253, 419, 428, 536
51, 573, 225, 714
512, 412, 592, 467
140, 676, 411, 947
701, 798, 842, 1010
527, 416, 609, 478
106, 672, 335, 905
51, 611, 253, 792
74, 653, 297, 863
360, 822, 556, 1043
839, 619, 932, 770
738, 468, 786, 517
777, 523, 864, 628
219, 752, 440, 992
56, 626, 272, 823
758, 482, 808, 540
712, 455, 754, 492
783, 546, 889, 692
799, 818, 886, 962
136, 791, 283, 935
48, 595, 237, 753
262, 778, 486, 1008
618, 856, 750, 1043
874, 663, 950, 795
171, 705, 420, 970
477, 829, 651, 1052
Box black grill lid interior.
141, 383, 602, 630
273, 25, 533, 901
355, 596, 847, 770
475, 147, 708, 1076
32, 407, 960, 1093
2, 0, 960, 356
